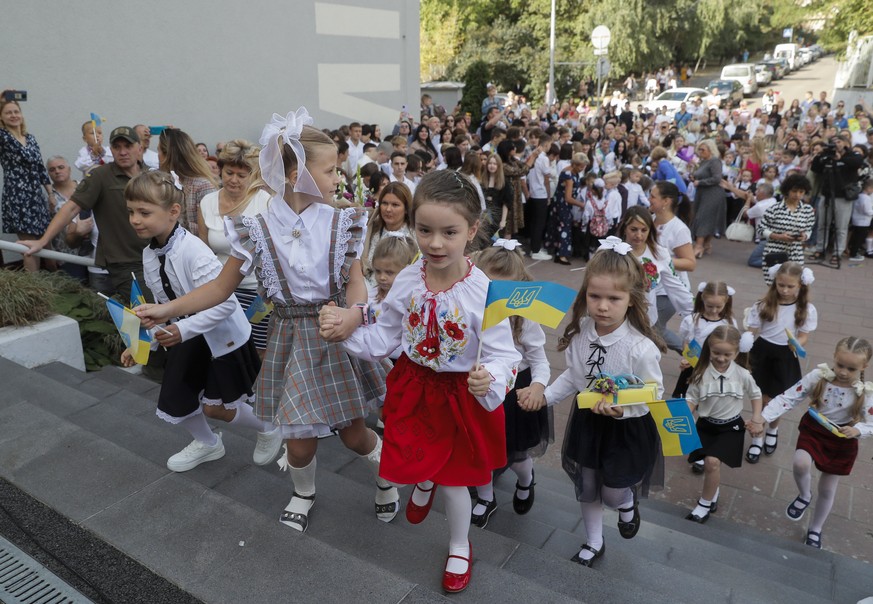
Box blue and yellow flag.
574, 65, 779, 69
106, 297, 150, 365
648, 399, 703, 456
785, 328, 806, 358
90, 112, 103, 128
130, 274, 146, 308
682, 338, 702, 368
244, 294, 273, 324
482, 280, 576, 330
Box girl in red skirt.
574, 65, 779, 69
320, 170, 520, 593
761, 336, 873, 549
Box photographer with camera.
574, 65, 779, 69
810, 135, 865, 266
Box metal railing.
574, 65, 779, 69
0, 240, 95, 267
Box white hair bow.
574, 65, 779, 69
385, 230, 409, 240
258, 108, 322, 202
597, 236, 633, 256
817, 363, 836, 382
853, 380, 873, 396
801, 267, 815, 285
697, 281, 736, 296
169, 170, 183, 191
493, 238, 522, 251
739, 331, 755, 353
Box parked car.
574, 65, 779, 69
720, 63, 758, 96
642, 87, 709, 118
760, 61, 782, 80
764, 59, 788, 79
755, 64, 773, 86
706, 79, 744, 106
798, 48, 814, 65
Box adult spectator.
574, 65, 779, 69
421, 93, 435, 119
527, 134, 553, 261
195, 142, 209, 158
46, 156, 86, 281
497, 139, 530, 239
482, 84, 501, 116
0, 96, 54, 272
388, 151, 416, 193
690, 138, 726, 258
410, 123, 438, 161
134, 124, 160, 170
345, 122, 366, 173
197, 140, 272, 352
74, 120, 113, 175
20, 126, 147, 301
810, 136, 865, 265
758, 173, 816, 282
158, 127, 218, 236
361, 182, 413, 283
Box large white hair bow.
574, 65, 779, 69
817, 363, 836, 382
258, 108, 322, 202
493, 238, 522, 251
853, 380, 873, 396
767, 263, 815, 286
597, 236, 632, 256
739, 331, 755, 353
697, 281, 736, 296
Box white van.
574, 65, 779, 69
720, 63, 758, 96
774, 43, 800, 70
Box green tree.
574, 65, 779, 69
812, 0, 873, 52
459, 59, 491, 126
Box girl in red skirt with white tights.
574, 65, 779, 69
761, 336, 873, 550
320, 170, 520, 593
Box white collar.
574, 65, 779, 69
705, 362, 736, 380
270, 197, 325, 233
583, 317, 630, 347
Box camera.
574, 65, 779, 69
2, 90, 27, 102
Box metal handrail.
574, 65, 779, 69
0, 240, 95, 267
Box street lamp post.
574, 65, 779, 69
591, 25, 611, 106
548, 0, 556, 105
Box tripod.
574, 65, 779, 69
811, 162, 842, 270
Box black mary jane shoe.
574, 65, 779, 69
570, 542, 605, 567
804, 530, 822, 549
471, 497, 498, 528
512, 473, 536, 515
745, 443, 762, 464
763, 430, 779, 455
617, 502, 641, 539
685, 500, 712, 524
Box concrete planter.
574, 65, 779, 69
0, 314, 86, 372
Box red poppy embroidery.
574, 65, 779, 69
444, 321, 465, 340
409, 312, 421, 327
415, 336, 440, 360
868, 408, 873, 415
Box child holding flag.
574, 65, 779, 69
685, 325, 762, 523
123, 170, 273, 472
469, 239, 554, 527
518, 237, 666, 567
319, 170, 520, 593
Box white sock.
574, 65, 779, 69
865, 237, 873, 254
358, 433, 398, 505
694, 459, 705, 468
285, 456, 317, 515
750, 436, 764, 448
511, 457, 534, 500
577, 501, 604, 561
444, 486, 472, 574
691, 496, 712, 518
179, 412, 218, 446
230, 403, 272, 432
711, 487, 720, 504
473, 481, 494, 516
412, 480, 435, 506
765, 427, 778, 446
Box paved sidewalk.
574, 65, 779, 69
524, 238, 873, 562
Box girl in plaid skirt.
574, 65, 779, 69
136, 108, 398, 533
761, 336, 873, 550
320, 170, 521, 593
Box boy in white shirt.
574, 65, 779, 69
848, 179, 873, 261
74, 121, 113, 175
527, 134, 553, 260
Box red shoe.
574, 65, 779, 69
442, 542, 472, 593
405, 483, 437, 525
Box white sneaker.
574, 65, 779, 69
253, 426, 284, 466
849, 255, 864, 262
167, 433, 225, 472
531, 251, 553, 261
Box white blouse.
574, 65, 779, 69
515, 319, 551, 386
679, 315, 738, 348
342, 259, 521, 411
654, 216, 692, 290
762, 368, 873, 437
201, 189, 271, 290
686, 362, 761, 420
543, 318, 663, 419
226, 200, 366, 304
747, 302, 818, 345
637, 244, 693, 326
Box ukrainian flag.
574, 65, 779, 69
785, 328, 806, 358
106, 297, 150, 365
682, 338, 702, 368
90, 113, 103, 128
130, 274, 146, 308
648, 399, 702, 456
482, 280, 576, 330
244, 293, 273, 324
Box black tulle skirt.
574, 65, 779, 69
751, 338, 801, 399
504, 368, 554, 462
561, 403, 664, 503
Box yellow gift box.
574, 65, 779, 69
576, 382, 659, 409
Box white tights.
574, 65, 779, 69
793, 449, 840, 533
411, 482, 471, 574
576, 486, 634, 561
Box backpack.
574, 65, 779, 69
588, 192, 609, 238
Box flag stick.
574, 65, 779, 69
474, 338, 484, 369
97, 292, 173, 336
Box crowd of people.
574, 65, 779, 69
1, 82, 873, 594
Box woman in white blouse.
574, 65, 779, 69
198, 140, 272, 352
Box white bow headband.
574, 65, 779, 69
698, 281, 736, 296
259, 108, 322, 202
818, 363, 873, 396
493, 238, 522, 251
169, 170, 183, 191
597, 236, 633, 256
767, 264, 815, 286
